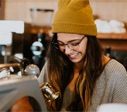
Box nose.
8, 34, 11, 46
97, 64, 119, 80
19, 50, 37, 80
64, 45, 72, 55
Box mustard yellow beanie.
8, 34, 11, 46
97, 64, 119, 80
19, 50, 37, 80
52, 0, 97, 36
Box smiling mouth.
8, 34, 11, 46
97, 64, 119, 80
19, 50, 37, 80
68, 53, 79, 59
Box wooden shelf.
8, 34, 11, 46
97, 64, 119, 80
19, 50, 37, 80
97, 33, 127, 51
97, 33, 127, 40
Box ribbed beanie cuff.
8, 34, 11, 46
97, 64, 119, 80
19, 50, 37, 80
52, 23, 97, 36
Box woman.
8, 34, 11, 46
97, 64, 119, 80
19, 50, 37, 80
38, 34, 127, 112
11, 0, 127, 111
38, 0, 127, 111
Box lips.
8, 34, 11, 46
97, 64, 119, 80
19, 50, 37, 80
68, 52, 79, 59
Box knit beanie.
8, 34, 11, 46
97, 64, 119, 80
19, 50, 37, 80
52, 0, 97, 36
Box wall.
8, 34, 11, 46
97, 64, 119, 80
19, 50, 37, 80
0, 0, 5, 19
90, 0, 127, 22
4, 0, 58, 23
4, 0, 127, 24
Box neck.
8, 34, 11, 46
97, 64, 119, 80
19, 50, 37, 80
74, 60, 84, 71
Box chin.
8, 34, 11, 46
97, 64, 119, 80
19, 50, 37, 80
70, 58, 81, 63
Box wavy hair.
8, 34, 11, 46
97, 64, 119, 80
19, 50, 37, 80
46, 33, 103, 111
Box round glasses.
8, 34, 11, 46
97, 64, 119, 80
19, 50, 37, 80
52, 36, 86, 51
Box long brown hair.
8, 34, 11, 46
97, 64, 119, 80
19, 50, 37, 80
46, 33, 103, 111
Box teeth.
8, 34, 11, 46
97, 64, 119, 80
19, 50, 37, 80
69, 53, 78, 58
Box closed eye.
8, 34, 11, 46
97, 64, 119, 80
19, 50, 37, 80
58, 40, 81, 46
58, 41, 65, 46
70, 41, 81, 46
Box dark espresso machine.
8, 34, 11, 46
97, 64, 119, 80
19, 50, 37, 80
29, 8, 54, 70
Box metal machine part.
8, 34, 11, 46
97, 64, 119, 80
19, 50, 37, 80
0, 76, 47, 111
0, 56, 41, 78
0, 58, 59, 111
25, 64, 40, 77
40, 83, 59, 102
0, 58, 47, 111
0, 63, 23, 78
29, 8, 54, 69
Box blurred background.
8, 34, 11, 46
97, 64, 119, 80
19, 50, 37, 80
0, 0, 127, 70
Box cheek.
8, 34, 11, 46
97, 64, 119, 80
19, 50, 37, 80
79, 41, 88, 55
81, 44, 87, 56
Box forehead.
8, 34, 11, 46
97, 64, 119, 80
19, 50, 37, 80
57, 33, 84, 41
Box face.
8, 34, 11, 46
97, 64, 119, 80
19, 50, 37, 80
57, 33, 88, 64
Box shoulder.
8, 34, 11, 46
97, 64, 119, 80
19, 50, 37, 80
91, 59, 127, 105
103, 59, 127, 91
104, 59, 127, 78
100, 59, 127, 90
104, 59, 127, 102
37, 61, 49, 84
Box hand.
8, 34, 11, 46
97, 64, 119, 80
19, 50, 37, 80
11, 97, 34, 112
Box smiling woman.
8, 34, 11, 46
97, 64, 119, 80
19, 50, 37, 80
37, 0, 127, 111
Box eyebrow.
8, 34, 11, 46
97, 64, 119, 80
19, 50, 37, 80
57, 38, 82, 43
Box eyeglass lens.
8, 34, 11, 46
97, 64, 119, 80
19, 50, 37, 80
53, 36, 85, 51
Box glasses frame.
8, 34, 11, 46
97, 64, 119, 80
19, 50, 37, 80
52, 36, 86, 51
